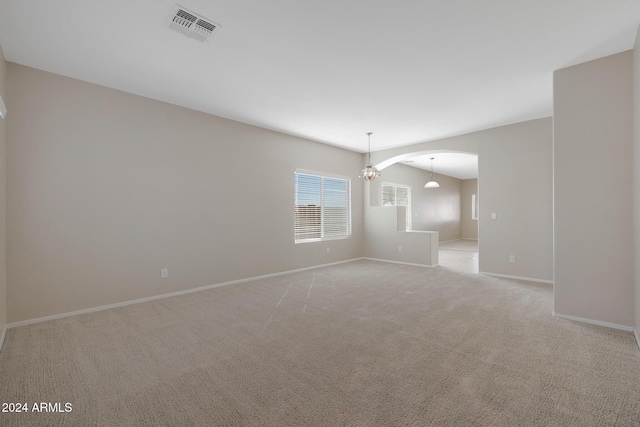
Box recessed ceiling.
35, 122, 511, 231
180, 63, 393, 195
402, 153, 478, 180
0, 1, 639, 152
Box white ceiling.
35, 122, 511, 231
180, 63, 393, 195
1, 1, 639, 153
401, 153, 478, 180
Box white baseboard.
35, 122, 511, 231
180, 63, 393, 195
439, 238, 478, 244
480, 271, 553, 285
363, 257, 437, 268
0, 325, 6, 354
552, 312, 634, 332
7, 258, 365, 329
634, 328, 640, 351
438, 238, 459, 244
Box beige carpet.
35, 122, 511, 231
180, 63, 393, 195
1, 259, 639, 426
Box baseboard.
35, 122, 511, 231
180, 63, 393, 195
634, 328, 640, 351
552, 312, 634, 332
439, 238, 460, 244
7, 258, 365, 329
363, 257, 437, 268
0, 325, 6, 354
480, 271, 553, 285
439, 238, 478, 244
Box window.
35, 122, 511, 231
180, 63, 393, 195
472, 193, 479, 220
294, 171, 351, 243
382, 182, 412, 230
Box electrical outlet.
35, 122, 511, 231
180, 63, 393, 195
509, 255, 515, 263
398, 246, 403, 252
326, 247, 330, 254
161, 269, 168, 278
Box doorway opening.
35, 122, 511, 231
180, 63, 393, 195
376, 150, 479, 273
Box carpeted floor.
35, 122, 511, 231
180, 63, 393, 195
0, 259, 639, 426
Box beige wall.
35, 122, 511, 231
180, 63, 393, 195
554, 51, 634, 327
376, 163, 462, 241
364, 204, 438, 266
415, 172, 461, 242
461, 179, 478, 240
0, 45, 6, 335
6, 64, 364, 323
370, 118, 553, 282
634, 27, 640, 336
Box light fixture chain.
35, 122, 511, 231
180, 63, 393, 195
359, 132, 380, 181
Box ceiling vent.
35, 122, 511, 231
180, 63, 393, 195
166, 5, 219, 43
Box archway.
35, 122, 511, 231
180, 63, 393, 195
371, 149, 479, 272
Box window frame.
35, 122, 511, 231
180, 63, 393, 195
294, 170, 352, 243
381, 182, 412, 230
472, 193, 479, 221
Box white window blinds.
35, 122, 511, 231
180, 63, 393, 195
382, 182, 412, 230
294, 171, 351, 243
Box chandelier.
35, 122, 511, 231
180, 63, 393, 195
359, 132, 380, 181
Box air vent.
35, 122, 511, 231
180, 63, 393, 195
167, 5, 219, 43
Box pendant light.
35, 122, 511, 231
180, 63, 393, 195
424, 157, 440, 188
359, 132, 380, 181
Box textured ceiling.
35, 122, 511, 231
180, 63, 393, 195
0, 1, 639, 155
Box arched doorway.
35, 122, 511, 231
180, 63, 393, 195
372, 150, 479, 272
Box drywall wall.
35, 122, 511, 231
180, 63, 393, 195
634, 27, 640, 337
554, 51, 634, 328
6, 64, 364, 323
376, 163, 461, 241
364, 205, 438, 266
0, 44, 6, 336
461, 179, 478, 240
370, 118, 553, 282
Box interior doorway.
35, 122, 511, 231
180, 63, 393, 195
372, 150, 479, 273
395, 152, 479, 273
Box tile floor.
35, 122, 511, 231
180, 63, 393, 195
438, 239, 479, 273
